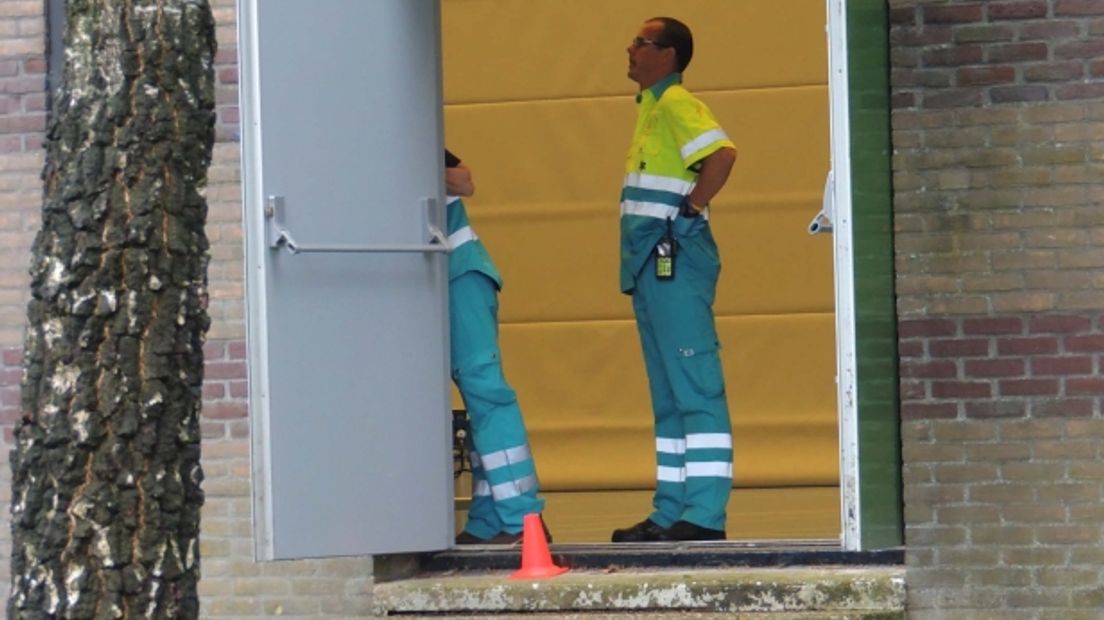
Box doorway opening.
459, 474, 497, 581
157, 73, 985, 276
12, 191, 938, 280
442, 0, 841, 544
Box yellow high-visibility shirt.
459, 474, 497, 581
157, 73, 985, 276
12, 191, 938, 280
620, 72, 735, 293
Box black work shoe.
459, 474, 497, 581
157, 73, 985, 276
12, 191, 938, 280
455, 530, 522, 545
611, 518, 666, 542
656, 520, 726, 542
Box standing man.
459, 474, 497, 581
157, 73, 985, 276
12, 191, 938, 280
611, 17, 738, 543
445, 150, 548, 545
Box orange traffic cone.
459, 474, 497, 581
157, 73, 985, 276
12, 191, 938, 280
509, 513, 568, 580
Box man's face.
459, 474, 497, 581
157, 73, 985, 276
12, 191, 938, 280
626, 21, 672, 88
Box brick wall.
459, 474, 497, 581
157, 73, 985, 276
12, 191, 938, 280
0, 0, 47, 606
0, 0, 377, 616
890, 0, 1104, 616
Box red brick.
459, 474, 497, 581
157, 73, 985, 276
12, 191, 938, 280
1032, 356, 1094, 375
1066, 378, 1104, 395
1030, 315, 1093, 333
1021, 20, 1082, 39
894, 68, 955, 89
989, 42, 1049, 62
953, 24, 1016, 43
893, 92, 917, 109
900, 318, 958, 338
1092, 58, 1104, 77
998, 336, 1060, 355
902, 402, 959, 420
203, 340, 226, 360
1056, 83, 1104, 100
214, 47, 238, 64
966, 358, 1025, 377
202, 401, 247, 420
932, 338, 991, 357
1056, 0, 1104, 15
229, 381, 248, 399
229, 420, 250, 439
957, 66, 1016, 86
205, 361, 246, 380
0, 77, 43, 95
923, 45, 984, 67
1055, 39, 1104, 60
925, 87, 984, 107
202, 383, 226, 399
1, 387, 20, 407
1032, 398, 1095, 417
890, 6, 917, 25
963, 317, 1023, 335
933, 381, 992, 398
892, 25, 953, 47
0, 135, 23, 153
200, 422, 225, 440
228, 340, 247, 360
217, 66, 238, 85
990, 85, 1050, 103
22, 58, 45, 74
899, 340, 925, 358
1066, 334, 1104, 352
902, 360, 959, 378
925, 4, 984, 23
1000, 378, 1061, 396
989, 1, 1049, 19
900, 380, 926, 400
965, 401, 1027, 418
2, 348, 22, 366
218, 106, 240, 124
1025, 61, 1087, 82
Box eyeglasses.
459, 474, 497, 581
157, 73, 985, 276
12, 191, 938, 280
631, 36, 670, 49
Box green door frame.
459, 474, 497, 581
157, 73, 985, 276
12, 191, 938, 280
829, 0, 902, 550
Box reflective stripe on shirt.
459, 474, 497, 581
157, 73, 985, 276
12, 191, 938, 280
449, 225, 477, 249
680, 128, 731, 161
621, 201, 679, 221
621, 201, 710, 221
624, 172, 694, 195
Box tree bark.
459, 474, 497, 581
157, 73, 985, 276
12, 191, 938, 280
10, 1, 215, 617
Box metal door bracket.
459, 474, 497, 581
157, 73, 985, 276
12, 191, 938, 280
266, 195, 449, 255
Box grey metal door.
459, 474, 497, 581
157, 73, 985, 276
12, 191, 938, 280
239, 0, 452, 559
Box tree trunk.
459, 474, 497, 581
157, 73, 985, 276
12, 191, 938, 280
10, 1, 215, 617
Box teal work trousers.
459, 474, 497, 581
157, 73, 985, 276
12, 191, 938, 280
631, 237, 733, 531
450, 271, 543, 538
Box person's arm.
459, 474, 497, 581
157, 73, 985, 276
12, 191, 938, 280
686, 147, 736, 211
445, 162, 475, 197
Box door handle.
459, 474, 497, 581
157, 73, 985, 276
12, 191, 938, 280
808, 171, 834, 235
266, 196, 450, 255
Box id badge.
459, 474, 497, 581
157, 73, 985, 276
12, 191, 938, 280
655, 237, 676, 280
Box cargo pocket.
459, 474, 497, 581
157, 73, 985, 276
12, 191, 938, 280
675, 342, 725, 400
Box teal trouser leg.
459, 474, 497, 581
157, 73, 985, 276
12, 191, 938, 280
451, 271, 544, 538
632, 237, 733, 531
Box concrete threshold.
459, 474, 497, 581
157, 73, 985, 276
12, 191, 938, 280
373, 542, 905, 618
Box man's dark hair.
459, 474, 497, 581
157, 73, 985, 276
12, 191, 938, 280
650, 16, 694, 73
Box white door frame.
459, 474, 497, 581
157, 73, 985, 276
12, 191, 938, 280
827, 0, 862, 551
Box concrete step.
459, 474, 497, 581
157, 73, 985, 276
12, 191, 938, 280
384, 608, 900, 613
372, 566, 905, 617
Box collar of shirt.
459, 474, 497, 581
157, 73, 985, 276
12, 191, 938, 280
635, 72, 683, 104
